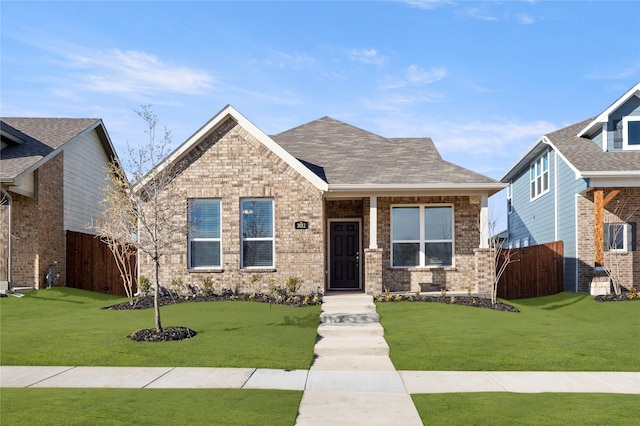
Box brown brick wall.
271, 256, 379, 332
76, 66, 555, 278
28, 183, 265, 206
10, 153, 65, 288
578, 188, 639, 292
139, 119, 326, 294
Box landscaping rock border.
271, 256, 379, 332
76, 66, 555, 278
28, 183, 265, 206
374, 294, 520, 312
128, 326, 197, 342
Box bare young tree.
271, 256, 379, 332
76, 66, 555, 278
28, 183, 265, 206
481, 212, 518, 305
97, 105, 187, 332
603, 197, 638, 296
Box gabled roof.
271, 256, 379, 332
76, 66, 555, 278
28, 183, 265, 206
577, 83, 640, 137
141, 106, 504, 196
135, 105, 329, 192
501, 118, 640, 183
271, 116, 502, 192
0, 117, 116, 182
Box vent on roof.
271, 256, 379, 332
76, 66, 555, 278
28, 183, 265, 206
613, 119, 623, 150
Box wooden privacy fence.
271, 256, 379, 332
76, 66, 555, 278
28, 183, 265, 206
66, 230, 136, 296
497, 241, 564, 300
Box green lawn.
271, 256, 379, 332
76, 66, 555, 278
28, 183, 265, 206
1, 388, 302, 425
413, 393, 640, 425
0, 287, 320, 369
378, 292, 640, 371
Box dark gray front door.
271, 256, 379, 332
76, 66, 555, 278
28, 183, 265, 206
329, 221, 360, 290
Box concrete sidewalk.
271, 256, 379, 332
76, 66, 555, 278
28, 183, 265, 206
2, 365, 638, 393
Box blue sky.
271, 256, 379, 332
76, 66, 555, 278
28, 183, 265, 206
2, 1, 639, 228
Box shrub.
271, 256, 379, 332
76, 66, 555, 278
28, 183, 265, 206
201, 276, 214, 296
138, 276, 150, 296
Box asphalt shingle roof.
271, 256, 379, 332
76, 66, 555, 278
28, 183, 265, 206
547, 119, 640, 173
271, 116, 497, 186
1, 118, 98, 180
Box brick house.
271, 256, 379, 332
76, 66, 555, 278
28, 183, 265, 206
501, 83, 640, 293
0, 118, 117, 289
138, 105, 505, 295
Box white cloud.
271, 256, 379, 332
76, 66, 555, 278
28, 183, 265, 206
348, 48, 388, 65
62, 48, 214, 96
406, 65, 446, 85
258, 50, 316, 69
405, 0, 452, 10
515, 13, 535, 25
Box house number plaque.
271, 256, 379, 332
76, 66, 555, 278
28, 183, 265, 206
295, 221, 309, 230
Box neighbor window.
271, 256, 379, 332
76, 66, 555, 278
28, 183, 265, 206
605, 223, 629, 252
391, 205, 454, 268
241, 199, 275, 268
188, 199, 221, 269
507, 183, 513, 214
622, 116, 640, 150
530, 151, 549, 200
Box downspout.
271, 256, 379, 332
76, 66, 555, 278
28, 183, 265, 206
1, 187, 12, 284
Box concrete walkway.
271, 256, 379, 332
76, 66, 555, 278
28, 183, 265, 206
1, 293, 639, 424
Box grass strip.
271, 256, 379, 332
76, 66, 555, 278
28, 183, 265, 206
1, 388, 302, 425
412, 392, 640, 425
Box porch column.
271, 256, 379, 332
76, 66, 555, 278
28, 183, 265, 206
479, 195, 489, 249
594, 188, 621, 267
369, 196, 378, 249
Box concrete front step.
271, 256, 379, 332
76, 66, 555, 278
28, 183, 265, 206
310, 355, 396, 371
317, 322, 384, 338
314, 336, 389, 357
321, 303, 377, 313
320, 312, 380, 324
322, 294, 374, 303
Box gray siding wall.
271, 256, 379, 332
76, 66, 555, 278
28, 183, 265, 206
507, 147, 555, 247
555, 154, 587, 291
63, 129, 111, 234
606, 96, 640, 151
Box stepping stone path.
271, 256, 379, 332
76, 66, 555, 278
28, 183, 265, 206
295, 293, 423, 425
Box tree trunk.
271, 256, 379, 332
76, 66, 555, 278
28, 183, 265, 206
154, 250, 162, 332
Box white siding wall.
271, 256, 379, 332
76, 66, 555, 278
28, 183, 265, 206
63, 129, 111, 234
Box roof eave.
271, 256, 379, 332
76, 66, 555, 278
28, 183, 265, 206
326, 182, 506, 198
577, 83, 640, 137
499, 137, 548, 182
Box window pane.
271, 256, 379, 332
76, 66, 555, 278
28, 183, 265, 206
542, 153, 548, 171
628, 121, 640, 145
425, 242, 452, 266
531, 181, 536, 198
392, 243, 420, 267
190, 241, 220, 268
392, 207, 420, 240
242, 200, 273, 238
605, 224, 624, 250
243, 241, 273, 267
425, 207, 452, 240
543, 172, 549, 191
190, 199, 220, 238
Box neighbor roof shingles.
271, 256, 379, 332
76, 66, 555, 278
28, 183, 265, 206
1, 118, 98, 180
546, 120, 640, 174
271, 116, 497, 186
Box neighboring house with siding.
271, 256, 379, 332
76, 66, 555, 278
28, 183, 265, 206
501, 83, 640, 293
0, 118, 118, 289
138, 105, 505, 296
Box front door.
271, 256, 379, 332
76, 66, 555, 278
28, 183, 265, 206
329, 221, 360, 290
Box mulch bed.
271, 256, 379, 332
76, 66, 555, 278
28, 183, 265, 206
594, 293, 639, 302
128, 326, 197, 342
374, 294, 520, 312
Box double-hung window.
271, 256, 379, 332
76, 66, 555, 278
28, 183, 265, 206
391, 205, 454, 268
241, 199, 275, 268
530, 151, 549, 200
188, 199, 222, 269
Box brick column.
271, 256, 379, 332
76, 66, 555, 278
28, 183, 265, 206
364, 248, 383, 295
474, 248, 493, 296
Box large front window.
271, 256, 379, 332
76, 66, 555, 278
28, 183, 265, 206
391, 205, 454, 268
530, 151, 549, 200
188, 199, 221, 269
241, 199, 274, 268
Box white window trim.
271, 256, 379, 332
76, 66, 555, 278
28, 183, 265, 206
622, 116, 640, 151
530, 151, 550, 201
507, 183, 513, 214
605, 222, 629, 253
188, 198, 222, 270
390, 203, 455, 269
241, 198, 275, 269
